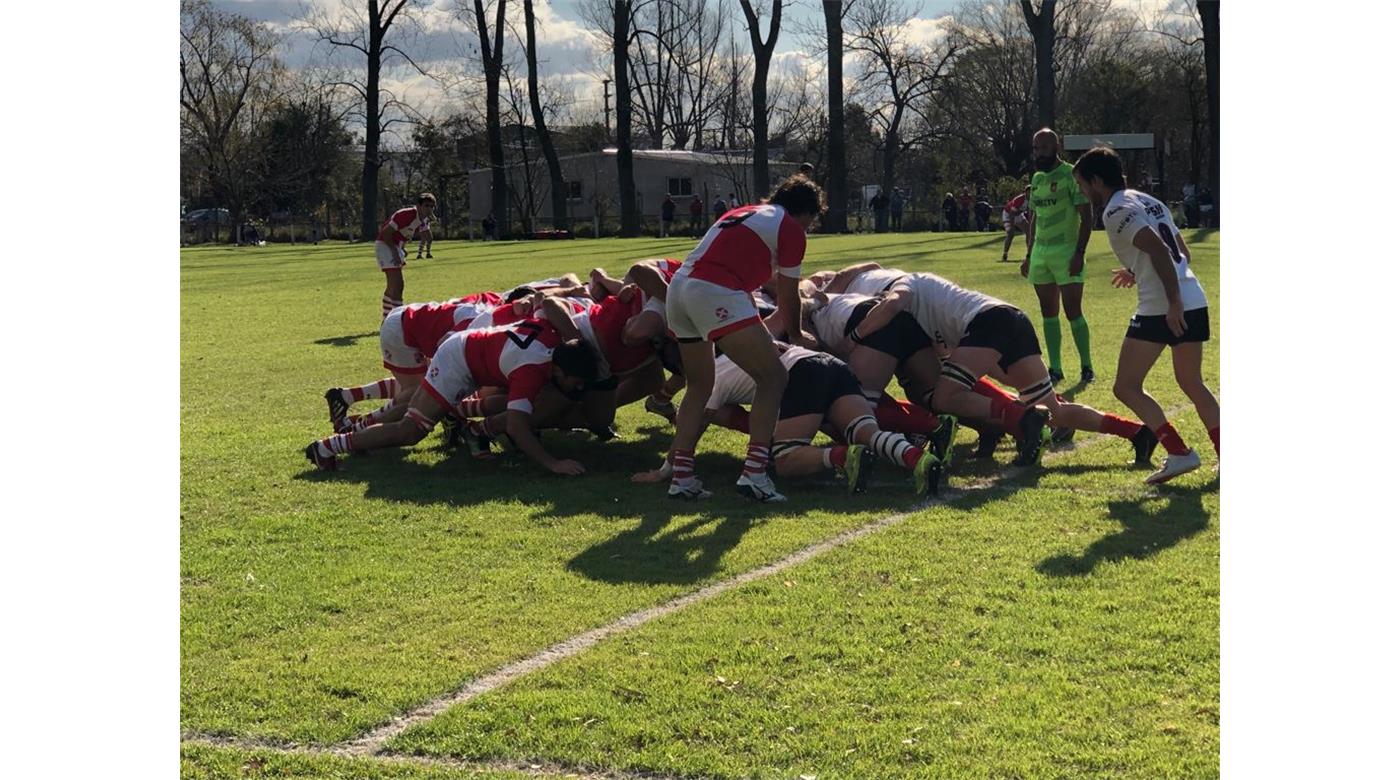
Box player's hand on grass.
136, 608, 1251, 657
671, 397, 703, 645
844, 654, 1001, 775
1166, 300, 1187, 337
549, 458, 587, 476
630, 459, 673, 483
1111, 268, 1136, 288
1069, 251, 1085, 277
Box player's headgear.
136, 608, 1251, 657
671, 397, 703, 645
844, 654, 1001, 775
1072, 146, 1126, 189
767, 175, 827, 218
552, 339, 601, 383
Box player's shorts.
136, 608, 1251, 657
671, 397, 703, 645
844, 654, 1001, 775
1027, 246, 1083, 285
375, 240, 407, 271
1003, 212, 1027, 231
419, 342, 479, 410
845, 299, 933, 364
379, 307, 428, 374
665, 273, 761, 342
641, 295, 668, 321
956, 305, 1042, 372
1125, 307, 1210, 346
780, 353, 865, 419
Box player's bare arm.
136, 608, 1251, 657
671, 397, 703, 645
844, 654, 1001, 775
825, 262, 883, 294
776, 274, 816, 348
849, 286, 910, 343
1071, 203, 1093, 276
627, 262, 669, 302
540, 298, 584, 342
1022, 214, 1036, 277
506, 409, 585, 475
1131, 226, 1187, 336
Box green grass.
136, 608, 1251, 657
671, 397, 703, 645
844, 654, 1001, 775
182, 230, 1219, 778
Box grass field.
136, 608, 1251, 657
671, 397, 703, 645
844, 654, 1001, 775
181, 229, 1220, 778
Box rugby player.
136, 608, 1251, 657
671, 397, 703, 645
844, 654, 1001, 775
1001, 186, 1030, 263
1072, 146, 1219, 483
375, 193, 436, 319
1025, 130, 1095, 383
662, 175, 825, 503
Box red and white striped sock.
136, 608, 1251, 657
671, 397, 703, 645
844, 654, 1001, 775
317, 432, 354, 456
869, 430, 922, 470
348, 405, 392, 432
382, 296, 402, 320
343, 378, 398, 404
468, 418, 498, 438
457, 395, 487, 418
822, 445, 848, 469
670, 449, 696, 484
741, 442, 771, 477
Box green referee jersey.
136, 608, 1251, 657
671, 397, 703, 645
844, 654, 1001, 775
1029, 161, 1088, 251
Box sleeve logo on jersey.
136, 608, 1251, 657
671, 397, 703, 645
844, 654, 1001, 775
429, 366, 440, 379
714, 306, 731, 322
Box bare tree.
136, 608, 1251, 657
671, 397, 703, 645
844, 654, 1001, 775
180, 0, 282, 242
303, 0, 433, 241
1020, 0, 1056, 128
613, 1, 641, 235
847, 0, 958, 193
522, 0, 568, 229
821, 0, 850, 232
465, 0, 511, 237
665, 0, 727, 150
738, 0, 782, 196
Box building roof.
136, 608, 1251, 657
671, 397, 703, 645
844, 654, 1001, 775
467, 148, 795, 175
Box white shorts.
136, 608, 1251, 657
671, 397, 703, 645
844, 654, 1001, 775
379, 307, 428, 374
376, 241, 406, 271
665, 273, 761, 342
642, 295, 667, 321
420, 336, 479, 410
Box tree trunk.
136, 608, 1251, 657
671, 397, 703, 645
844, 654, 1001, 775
1199, 0, 1219, 219
822, 0, 846, 233
881, 107, 901, 194
360, 19, 382, 242
475, 0, 510, 239
614, 1, 640, 237
1020, 0, 1056, 129
740, 1, 782, 199
524, 0, 568, 230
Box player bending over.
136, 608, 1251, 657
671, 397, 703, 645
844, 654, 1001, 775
1073, 146, 1219, 483
305, 319, 600, 475
853, 272, 1158, 470
375, 193, 436, 319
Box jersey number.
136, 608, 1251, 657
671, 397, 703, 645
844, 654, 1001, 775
1157, 223, 1184, 265
507, 321, 544, 349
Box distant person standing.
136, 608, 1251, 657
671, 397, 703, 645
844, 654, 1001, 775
689, 194, 703, 235
1197, 187, 1215, 227
974, 194, 992, 232
415, 217, 434, 259
1001, 187, 1030, 263
889, 188, 905, 231
958, 189, 973, 231
941, 192, 958, 232
798, 161, 816, 179
728, 192, 740, 210
376, 193, 436, 320
660, 194, 676, 238
871, 188, 890, 232
713, 195, 727, 222
482, 211, 497, 241
1024, 128, 1095, 384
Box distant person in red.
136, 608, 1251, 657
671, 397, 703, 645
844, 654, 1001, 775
375, 193, 436, 320
1001, 187, 1031, 263
688, 195, 703, 235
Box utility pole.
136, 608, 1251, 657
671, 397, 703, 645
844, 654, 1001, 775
602, 78, 612, 140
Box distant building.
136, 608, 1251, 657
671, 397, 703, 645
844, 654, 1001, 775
467, 149, 798, 229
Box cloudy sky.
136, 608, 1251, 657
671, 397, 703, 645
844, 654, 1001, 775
211, 0, 1179, 137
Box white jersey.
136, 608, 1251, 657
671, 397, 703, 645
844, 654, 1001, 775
707, 346, 822, 411
1103, 189, 1208, 316
844, 268, 907, 297
810, 293, 875, 357
895, 273, 1008, 350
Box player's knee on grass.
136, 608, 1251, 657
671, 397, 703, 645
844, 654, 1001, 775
395, 408, 436, 445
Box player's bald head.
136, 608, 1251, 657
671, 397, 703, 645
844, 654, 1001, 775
1032, 128, 1061, 170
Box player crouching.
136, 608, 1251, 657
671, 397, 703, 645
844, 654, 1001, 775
305, 318, 601, 475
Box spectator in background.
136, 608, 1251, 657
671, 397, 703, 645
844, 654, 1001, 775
660, 194, 676, 237
713, 195, 727, 222
1183, 185, 1200, 228
1197, 187, 1215, 228
974, 194, 992, 232
798, 162, 816, 179
942, 192, 958, 232
889, 188, 905, 231
689, 194, 703, 235
871, 188, 890, 232
728, 192, 740, 210
482, 211, 497, 241
958, 189, 973, 231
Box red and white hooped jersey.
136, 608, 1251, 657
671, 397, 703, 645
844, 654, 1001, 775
458, 319, 560, 414
449, 291, 504, 308
572, 294, 653, 375
381, 207, 425, 246
1004, 193, 1028, 215
399, 301, 495, 358
645, 257, 683, 283
464, 297, 589, 333
678, 204, 806, 292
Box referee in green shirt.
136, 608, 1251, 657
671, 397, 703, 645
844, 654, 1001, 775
1023, 128, 1095, 384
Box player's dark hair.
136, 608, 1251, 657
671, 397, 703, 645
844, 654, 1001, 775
766, 175, 828, 218
417, 192, 437, 206
1072, 147, 1127, 191
504, 285, 536, 302
552, 339, 600, 383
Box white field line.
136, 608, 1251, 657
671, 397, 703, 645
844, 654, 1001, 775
184, 403, 1200, 770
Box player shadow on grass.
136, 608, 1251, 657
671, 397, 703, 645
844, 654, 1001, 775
313, 332, 380, 347
1033, 484, 1211, 577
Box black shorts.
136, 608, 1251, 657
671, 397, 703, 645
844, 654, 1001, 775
957, 305, 1042, 372
845, 299, 933, 364
780, 354, 864, 419
1125, 307, 1210, 346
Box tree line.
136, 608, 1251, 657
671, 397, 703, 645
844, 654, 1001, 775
180, 0, 1220, 242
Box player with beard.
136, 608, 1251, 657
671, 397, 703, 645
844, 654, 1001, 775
1025, 130, 1095, 384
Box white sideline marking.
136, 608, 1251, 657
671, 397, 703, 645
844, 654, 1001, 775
338, 410, 1192, 756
